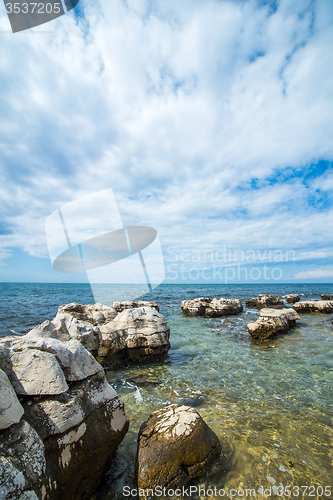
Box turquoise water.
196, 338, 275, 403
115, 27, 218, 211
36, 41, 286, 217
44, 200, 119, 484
1, 283, 332, 499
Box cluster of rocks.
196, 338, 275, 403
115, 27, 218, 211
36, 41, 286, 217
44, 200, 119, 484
247, 308, 300, 340
0, 334, 129, 499
26, 301, 170, 366
245, 294, 284, 309
321, 294, 333, 300
292, 300, 333, 314
181, 297, 243, 317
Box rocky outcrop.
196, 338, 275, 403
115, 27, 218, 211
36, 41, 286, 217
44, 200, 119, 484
245, 294, 284, 309
97, 306, 170, 364
0, 335, 129, 500
181, 297, 243, 317
292, 300, 333, 314
283, 294, 300, 304
136, 404, 221, 495
247, 308, 300, 340
321, 294, 333, 300
26, 302, 169, 366
113, 301, 159, 313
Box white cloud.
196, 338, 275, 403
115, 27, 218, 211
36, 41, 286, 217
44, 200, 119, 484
294, 266, 333, 279
0, 0, 333, 279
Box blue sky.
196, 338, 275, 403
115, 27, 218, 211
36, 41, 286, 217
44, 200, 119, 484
0, 0, 333, 283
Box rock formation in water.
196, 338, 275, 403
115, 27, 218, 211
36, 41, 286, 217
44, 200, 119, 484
0, 335, 129, 500
136, 404, 221, 496
113, 300, 159, 312
245, 294, 284, 309
247, 308, 300, 340
181, 297, 243, 317
321, 294, 333, 300
292, 300, 333, 313
26, 302, 169, 366
283, 294, 300, 304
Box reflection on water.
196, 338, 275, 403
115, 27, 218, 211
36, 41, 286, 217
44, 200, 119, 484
100, 308, 333, 500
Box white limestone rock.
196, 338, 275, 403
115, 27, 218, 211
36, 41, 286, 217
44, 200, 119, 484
0, 368, 24, 429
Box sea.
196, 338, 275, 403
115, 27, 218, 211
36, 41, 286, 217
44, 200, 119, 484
0, 282, 332, 499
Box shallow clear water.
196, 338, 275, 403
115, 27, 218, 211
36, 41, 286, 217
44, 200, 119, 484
1, 283, 332, 499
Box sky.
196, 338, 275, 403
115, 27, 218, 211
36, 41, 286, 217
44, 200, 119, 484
0, 0, 333, 284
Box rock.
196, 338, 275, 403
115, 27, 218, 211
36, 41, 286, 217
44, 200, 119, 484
136, 404, 221, 494
113, 301, 159, 312
57, 302, 118, 325
245, 294, 284, 309
0, 344, 68, 396
23, 370, 129, 500
247, 308, 300, 340
0, 420, 46, 499
0, 368, 24, 429
26, 312, 102, 354
181, 297, 243, 317
292, 300, 333, 313
321, 294, 333, 300
0, 333, 129, 499
98, 307, 170, 363
0, 336, 102, 396
283, 294, 300, 304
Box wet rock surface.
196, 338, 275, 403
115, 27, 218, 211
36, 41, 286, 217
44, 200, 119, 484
181, 297, 243, 317
247, 308, 300, 340
136, 404, 221, 495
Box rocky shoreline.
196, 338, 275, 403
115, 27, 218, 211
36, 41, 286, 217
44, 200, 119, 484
1, 292, 333, 499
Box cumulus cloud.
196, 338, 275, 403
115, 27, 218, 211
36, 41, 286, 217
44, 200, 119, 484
0, 0, 333, 281
294, 266, 333, 279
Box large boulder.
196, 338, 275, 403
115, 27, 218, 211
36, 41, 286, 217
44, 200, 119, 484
293, 300, 333, 314
247, 308, 300, 340
0, 336, 102, 396
0, 334, 129, 500
136, 404, 221, 495
0, 368, 24, 429
283, 294, 300, 304
113, 301, 159, 313
245, 294, 284, 309
181, 297, 243, 317
97, 306, 170, 364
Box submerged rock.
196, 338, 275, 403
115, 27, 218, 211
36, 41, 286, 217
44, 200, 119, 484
292, 300, 333, 313
113, 300, 159, 312
283, 294, 300, 304
181, 297, 243, 317
245, 294, 284, 309
136, 404, 221, 495
247, 308, 300, 340
0, 333, 129, 499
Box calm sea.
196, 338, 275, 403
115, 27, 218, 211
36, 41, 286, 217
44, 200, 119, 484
1, 283, 332, 499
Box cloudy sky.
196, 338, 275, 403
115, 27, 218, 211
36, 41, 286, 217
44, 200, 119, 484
0, 0, 333, 284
